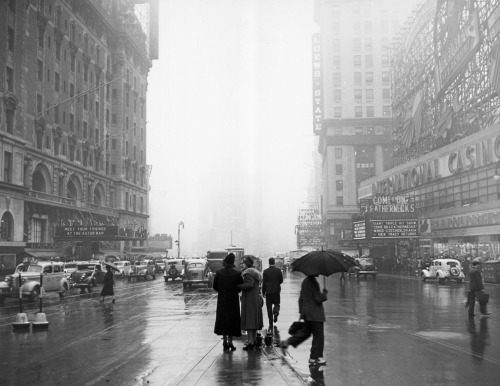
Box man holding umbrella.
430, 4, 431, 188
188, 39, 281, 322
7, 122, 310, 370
281, 274, 328, 366
281, 249, 357, 366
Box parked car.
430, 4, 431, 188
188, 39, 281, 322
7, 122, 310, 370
63, 262, 78, 279
183, 259, 213, 289
129, 259, 156, 281
69, 261, 104, 293
114, 260, 132, 277
0, 261, 69, 303
421, 258, 465, 283
163, 259, 185, 282
350, 257, 377, 279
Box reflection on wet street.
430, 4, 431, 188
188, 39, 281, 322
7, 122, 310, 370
0, 273, 499, 385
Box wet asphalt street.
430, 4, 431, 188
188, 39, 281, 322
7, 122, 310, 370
0, 270, 499, 385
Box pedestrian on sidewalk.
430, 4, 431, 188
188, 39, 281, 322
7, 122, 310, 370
238, 256, 264, 350
467, 259, 490, 316
213, 253, 244, 351
100, 265, 115, 303
281, 275, 328, 366
262, 257, 283, 332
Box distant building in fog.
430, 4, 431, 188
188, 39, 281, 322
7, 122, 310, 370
313, 0, 417, 250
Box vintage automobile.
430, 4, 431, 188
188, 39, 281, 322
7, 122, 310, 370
421, 258, 465, 283
69, 261, 104, 293
114, 260, 132, 277
63, 262, 79, 279
349, 257, 378, 279
183, 259, 213, 289
163, 259, 185, 282
0, 261, 69, 302
129, 259, 156, 281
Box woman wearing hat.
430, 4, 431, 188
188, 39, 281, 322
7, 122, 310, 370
238, 255, 264, 350
213, 253, 244, 351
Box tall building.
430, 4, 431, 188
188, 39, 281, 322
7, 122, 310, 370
313, 0, 417, 250
0, 0, 157, 264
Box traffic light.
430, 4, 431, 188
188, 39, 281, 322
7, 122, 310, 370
175, 240, 179, 246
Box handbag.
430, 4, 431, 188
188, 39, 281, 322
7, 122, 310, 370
288, 320, 305, 335
476, 290, 490, 304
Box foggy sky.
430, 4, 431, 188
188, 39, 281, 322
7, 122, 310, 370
147, 0, 317, 256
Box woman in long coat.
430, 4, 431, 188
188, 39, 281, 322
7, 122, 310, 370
213, 253, 244, 351
238, 255, 263, 350
100, 265, 115, 303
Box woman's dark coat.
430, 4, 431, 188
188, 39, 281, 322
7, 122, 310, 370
100, 269, 114, 296
213, 266, 244, 336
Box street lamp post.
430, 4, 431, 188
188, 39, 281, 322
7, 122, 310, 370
177, 221, 184, 258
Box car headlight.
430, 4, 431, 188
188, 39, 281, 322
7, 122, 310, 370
21, 277, 27, 284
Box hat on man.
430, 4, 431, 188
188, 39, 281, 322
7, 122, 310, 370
269, 257, 275, 265
472, 258, 481, 266
223, 253, 235, 267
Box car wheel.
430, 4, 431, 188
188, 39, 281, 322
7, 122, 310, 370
421, 273, 427, 282
59, 284, 68, 298
164, 277, 168, 282
28, 288, 39, 303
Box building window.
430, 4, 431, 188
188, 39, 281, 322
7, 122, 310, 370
336, 196, 344, 206
334, 89, 341, 103
335, 164, 343, 175
366, 72, 373, 86
353, 38, 361, 51
3, 152, 13, 183
353, 21, 361, 34
382, 52, 389, 66
38, 25, 44, 47
382, 71, 390, 85
334, 107, 342, 118
336, 180, 343, 191
6, 109, 14, 134
55, 72, 60, 92
333, 73, 341, 87
364, 21, 372, 33
0, 212, 14, 241
364, 38, 372, 51
111, 164, 116, 175
37, 94, 43, 114
383, 106, 392, 116
83, 94, 88, 110
354, 72, 362, 86
333, 39, 341, 52
38, 60, 43, 81
355, 106, 363, 117
366, 106, 374, 117
6, 67, 14, 92
8, 27, 15, 51
333, 56, 341, 70
84, 63, 88, 82
383, 88, 391, 99
32, 218, 45, 243
54, 106, 59, 124
366, 89, 374, 101
365, 55, 373, 67
354, 89, 362, 101
353, 55, 361, 68
335, 148, 342, 159
381, 20, 389, 33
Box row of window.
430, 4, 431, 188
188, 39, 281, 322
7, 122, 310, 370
333, 88, 391, 101
332, 106, 392, 118
331, 20, 400, 34
333, 71, 391, 87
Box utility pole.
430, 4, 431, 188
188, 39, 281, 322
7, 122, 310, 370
177, 221, 184, 258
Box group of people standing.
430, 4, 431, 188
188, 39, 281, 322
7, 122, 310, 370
213, 253, 328, 366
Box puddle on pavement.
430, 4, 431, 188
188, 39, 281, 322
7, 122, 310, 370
368, 323, 400, 330
416, 331, 463, 339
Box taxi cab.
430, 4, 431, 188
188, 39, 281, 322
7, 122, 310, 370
0, 260, 69, 302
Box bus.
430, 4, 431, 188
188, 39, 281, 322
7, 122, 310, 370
206, 246, 245, 272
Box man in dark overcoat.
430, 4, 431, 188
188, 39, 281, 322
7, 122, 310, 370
213, 253, 244, 350
262, 257, 283, 331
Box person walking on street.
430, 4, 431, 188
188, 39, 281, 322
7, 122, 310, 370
238, 256, 264, 350
262, 257, 283, 332
100, 265, 115, 303
467, 259, 490, 316
213, 253, 244, 351
281, 275, 328, 366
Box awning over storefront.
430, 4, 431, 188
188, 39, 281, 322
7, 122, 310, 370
24, 250, 63, 259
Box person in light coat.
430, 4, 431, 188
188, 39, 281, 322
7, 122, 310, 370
238, 256, 263, 350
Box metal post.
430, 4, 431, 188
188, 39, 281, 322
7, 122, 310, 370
178, 221, 184, 259
39, 273, 43, 313
18, 273, 22, 314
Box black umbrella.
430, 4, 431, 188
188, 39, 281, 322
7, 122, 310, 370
102, 261, 121, 272
291, 250, 359, 277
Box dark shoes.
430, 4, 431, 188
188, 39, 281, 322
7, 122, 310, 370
228, 343, 236, 351
243, 343, 254, 351
223, 342, 229, 351
273, 313, 279, 323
